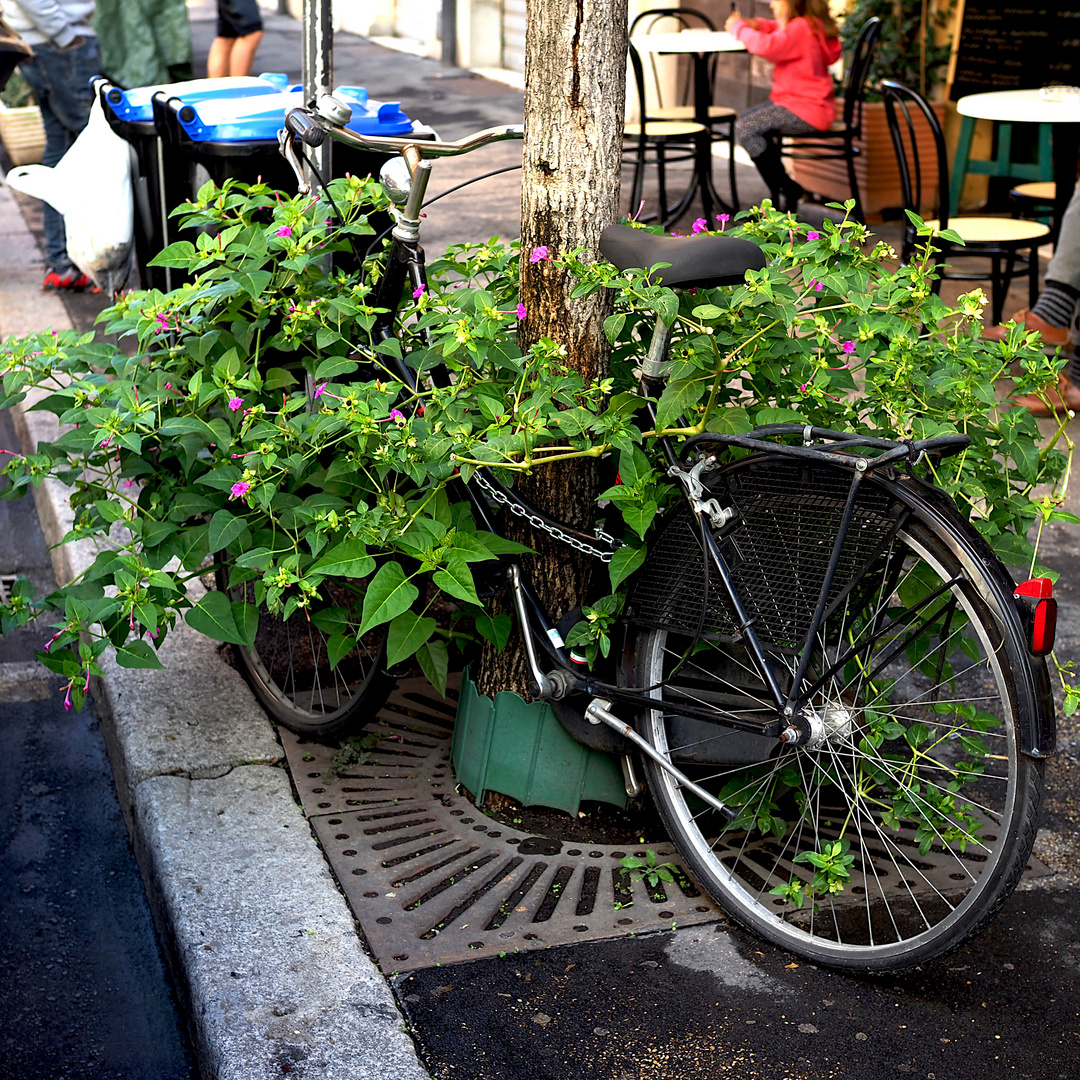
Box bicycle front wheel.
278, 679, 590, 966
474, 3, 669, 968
628, 466, 1046, 971
217, 564, 390, 738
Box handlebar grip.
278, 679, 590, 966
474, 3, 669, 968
285, 108, 326, 147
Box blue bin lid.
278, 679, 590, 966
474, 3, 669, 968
103, 74, 286, 124
174, 86, 413, 142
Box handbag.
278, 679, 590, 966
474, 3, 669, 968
0, 14, 34, 95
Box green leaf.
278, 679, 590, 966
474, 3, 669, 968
608, 545, 646, 590
314, 356, 360, 381
359, 561, 419, 636
474, 612, 511, 651
655, 377, 703, 431
207, 509, 248, 553
326, 632, 356, 671
148, 241, 197, 267
386, 610, 437, 666
416, 638, 449, 697
115, 639, 165, 669
185, 590, 248, 645
309, 539, 375, 579
432, 556, 481, 606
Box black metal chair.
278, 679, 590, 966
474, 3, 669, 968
881, 79, 1051, 325
628, 7, 739, 211
771, 16, 881, 223
624, 40, 709, 226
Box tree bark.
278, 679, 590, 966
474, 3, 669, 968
477, 0, 629, 700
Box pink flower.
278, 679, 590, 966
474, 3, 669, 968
516, 303, 527, 321
276, 226, 293, 238
412, 284, 426, 299
123, 479, 135, 488
692, 217, 708, 234
809, 280, 823, 292
389, 409, 405, 422
230, 480, 251, 499
228, 396, 244, 411
716, 213, 730, 231
63, 683, 73, 712
807, 231, 820, 240
841, 340, 856, 354
313, 381, 327, 399
529, 245, 550, 264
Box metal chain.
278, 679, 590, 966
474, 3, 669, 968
471, 470, 619, 563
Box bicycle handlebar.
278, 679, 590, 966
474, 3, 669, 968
284, 105, 524, 158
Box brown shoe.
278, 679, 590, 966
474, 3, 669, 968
1010, 373, 1080, 416
984, 309, 1070, 346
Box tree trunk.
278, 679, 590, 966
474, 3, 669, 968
477, 0, 629, 701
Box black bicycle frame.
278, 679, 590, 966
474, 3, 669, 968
337, 173, 972, 747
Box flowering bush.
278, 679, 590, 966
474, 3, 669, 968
0, 176, 1074, 713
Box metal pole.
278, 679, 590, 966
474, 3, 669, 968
301, 0, 333, 181
440, 0, 457, 66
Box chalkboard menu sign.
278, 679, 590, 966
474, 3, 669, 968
950, 3, 1080, 100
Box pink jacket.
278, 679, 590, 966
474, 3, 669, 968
730, 16, 842, 131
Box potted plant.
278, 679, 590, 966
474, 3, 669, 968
0, 69, 45, 166
793, 0, 957, 218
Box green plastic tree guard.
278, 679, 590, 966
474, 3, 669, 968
451, 671, 629, 817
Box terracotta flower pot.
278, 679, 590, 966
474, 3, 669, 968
0, 102, 46, 166
791, 98, 947, 221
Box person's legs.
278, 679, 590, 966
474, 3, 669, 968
16, 38, 99, 285
206, 36, 234, 78
210, 0, 262, 77
735, 102, 816, 211
226, 30, 263, 76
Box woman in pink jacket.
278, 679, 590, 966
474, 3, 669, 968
726, 0, 842, 212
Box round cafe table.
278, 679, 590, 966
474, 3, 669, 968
629, 29, 747, 220
954, 88, 1080, 237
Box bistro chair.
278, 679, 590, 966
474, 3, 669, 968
1010, 180, 1056, 232
629, 7, 739, 210
771, 16, 881, 223
881, 79, 1051, 325
624, 40, 709, 226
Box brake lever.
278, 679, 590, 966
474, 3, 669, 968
277, 128, 311, 195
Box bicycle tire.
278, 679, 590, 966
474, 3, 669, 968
625, 458, 1046, 971
216, 562, 391, 738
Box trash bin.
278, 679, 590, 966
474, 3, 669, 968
98, 74, 286, 290
156, 85, 423, 275
161, 85, 414, 194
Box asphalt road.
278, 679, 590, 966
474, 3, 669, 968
395, 885, 1080, 1080
0, 412, 197, 1080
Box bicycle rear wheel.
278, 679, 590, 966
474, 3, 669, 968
217, 563, 390, 738
627, 462, 1046, 971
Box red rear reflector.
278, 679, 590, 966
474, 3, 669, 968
1031, 597, 1058, 656
1014, 577, 1053, 600
1015, 579, 1057, 656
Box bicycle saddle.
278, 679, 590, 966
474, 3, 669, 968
599, 223, 766, 289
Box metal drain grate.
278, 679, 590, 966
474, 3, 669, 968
281, 677, 722, 972
282, 677, 1053, 972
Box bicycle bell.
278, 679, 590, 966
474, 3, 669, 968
314, 93, 353, 125
379, 156, 413, 205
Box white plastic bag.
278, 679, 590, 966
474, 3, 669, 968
7, 97, 133, 292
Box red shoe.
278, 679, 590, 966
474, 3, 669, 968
42, 267, 95, 292
1010, 373, 1080, 416
983, 309, 1069, 347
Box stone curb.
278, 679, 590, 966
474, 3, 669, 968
1, 179, 430, 1080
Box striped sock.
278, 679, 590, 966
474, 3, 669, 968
1031, 279, 1080, 328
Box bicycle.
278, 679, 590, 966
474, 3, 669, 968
218, 93, 1059, 972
